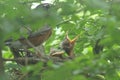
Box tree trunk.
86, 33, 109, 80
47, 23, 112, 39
0, 47, 4, 77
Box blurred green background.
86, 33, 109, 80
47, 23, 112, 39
0, 0, 120, 80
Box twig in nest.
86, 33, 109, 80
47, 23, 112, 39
18, 72, 28, 80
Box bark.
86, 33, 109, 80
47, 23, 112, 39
0, 47, 4, 76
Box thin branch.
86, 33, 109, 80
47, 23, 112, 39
56, 19, 71, 27
25, 39, 43, 57
3, 57, 47, 63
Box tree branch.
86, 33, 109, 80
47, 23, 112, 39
3, 57, 48, 63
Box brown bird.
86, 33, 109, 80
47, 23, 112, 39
5, 26, 52, 49
19, 26, 52, 49
61, 32, 79, 58
5, 26, 52, 58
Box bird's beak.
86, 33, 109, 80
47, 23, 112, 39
71, 35, 79, 43
65, 31, 79, 43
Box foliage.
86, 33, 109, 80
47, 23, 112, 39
0, 0, 120, 80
